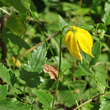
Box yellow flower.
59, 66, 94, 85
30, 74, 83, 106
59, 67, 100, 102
12, 57, 21, 69
64, 26, 94, 62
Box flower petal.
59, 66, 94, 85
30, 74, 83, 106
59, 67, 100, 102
76, 28, 94, 57
64, 30, 82, 61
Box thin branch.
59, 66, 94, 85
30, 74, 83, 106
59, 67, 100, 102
17, 31, 61, 59
73, 99, 92, 110
73, 93, 105, 110
0, 7, 10, 15
91, 62, 104, 67
73, 79, 110, 110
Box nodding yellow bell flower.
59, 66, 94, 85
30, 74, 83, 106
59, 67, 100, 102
64, 26, 94, 62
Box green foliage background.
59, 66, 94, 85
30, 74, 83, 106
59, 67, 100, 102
0, 0, 110, 110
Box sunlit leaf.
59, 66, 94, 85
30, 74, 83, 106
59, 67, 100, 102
0, 98, 30, 110
102, 2, 110, 25
99, 99, 110, 110
22, 43, 47, 73
0, 63, 17, 86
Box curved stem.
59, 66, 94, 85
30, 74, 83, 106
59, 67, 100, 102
52, 25, 71, 109
52, 30, 62, 109
104, 34, 110, 38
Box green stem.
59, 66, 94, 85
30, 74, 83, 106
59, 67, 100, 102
52, 25, 71, 109
104, 34, 110, 38
93, 33, 110, 38
52, 30, 62, 109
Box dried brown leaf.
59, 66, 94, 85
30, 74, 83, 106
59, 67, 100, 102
43, 64, 58, 80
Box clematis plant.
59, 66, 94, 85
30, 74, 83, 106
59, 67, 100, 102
64, 26, 94, 62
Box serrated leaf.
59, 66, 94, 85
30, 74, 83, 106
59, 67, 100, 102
36, 91, 53, 109
102, 2, 110, 25
22, 43, 47, 73
0, 98, 30, 110
0, 63, 17, 86
6, 15, 26, 36
20, 69, 41, 88
0, 85, 8, 101
99, 99, 110, 110
90, 41, 101, 65
0, 64, 10, 84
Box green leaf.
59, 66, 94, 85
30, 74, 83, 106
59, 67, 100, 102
58, 15, 69, 33
0, 64, 10, 84
56, 108, 64, 110
0, 85, 8, 101
36, 91, 53, 109
5, 0, 30, 13
42, 12, 58, 23
103, 91, 110, 100
92, 41, 101, 56
67, 81, 87, 93
22, 43, 47, 73
99, 91, 110, 110
81, 102, 94, 110
90, 41, 101, 65
0, 0, 10, 6
0, 63, 17, 86
20, 69, 41, 88
93, 0, 103, 5
99, 52, 110, 63
58, 90, 75, 107
99, 99, 110, 110
2, 32, 30, 49
74, 66, 86, 78
94, 64, 107, 90
102, 2, 110, 25
79, 62, 93, 75
55, 56, 71, 75
6, 15, 26, 36
0, 98, 30, 110
83, 88, 98, 100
